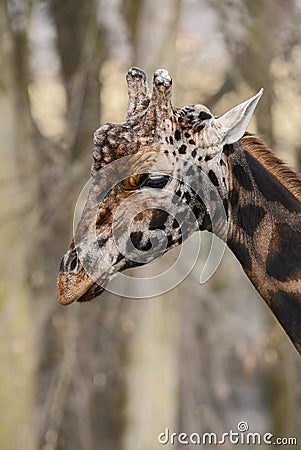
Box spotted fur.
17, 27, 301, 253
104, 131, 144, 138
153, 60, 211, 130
58, 67, 301, 355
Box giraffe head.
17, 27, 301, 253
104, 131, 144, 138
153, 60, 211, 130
58, 68, 263, 305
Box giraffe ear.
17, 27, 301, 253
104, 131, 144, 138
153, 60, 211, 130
215, 89, 263, 145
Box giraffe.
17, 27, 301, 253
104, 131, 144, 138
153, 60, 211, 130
58, 67, 301, 355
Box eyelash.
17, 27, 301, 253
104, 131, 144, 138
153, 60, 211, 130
142, 174, 170, 189
123, 173, 170, 190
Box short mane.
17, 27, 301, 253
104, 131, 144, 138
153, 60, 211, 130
240, 132, 301, 203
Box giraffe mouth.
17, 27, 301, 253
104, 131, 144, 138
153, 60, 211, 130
57, 271, 106, 306
76, 283, 105, 303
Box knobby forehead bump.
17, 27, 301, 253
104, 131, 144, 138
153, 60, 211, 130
92, 67, 175, 174
126, 67, 173, 123
147, 68, 173, 122
126, 67, 150, 119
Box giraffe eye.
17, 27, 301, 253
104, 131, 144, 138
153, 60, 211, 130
123, 173, 169, 190
142, 173, 170, 189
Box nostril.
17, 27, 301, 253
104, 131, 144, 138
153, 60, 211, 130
69, 255, 78, 272
61, 249, 80, 273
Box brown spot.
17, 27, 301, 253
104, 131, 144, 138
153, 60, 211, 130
149, 209, 169, 230
266, 223, 301, 281
271, 290, 301, 347
237, 204, 266, 237
232, 164, 253, 190
228, 240, 252, 272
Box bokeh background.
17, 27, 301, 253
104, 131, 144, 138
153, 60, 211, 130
1, 0, 301, 449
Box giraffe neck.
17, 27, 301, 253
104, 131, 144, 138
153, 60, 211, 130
224, 134, 301, 354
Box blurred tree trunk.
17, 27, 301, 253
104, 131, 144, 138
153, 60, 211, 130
50, 0, 103, 160
28, 1, 129, 449
121, 2, 182, 449
1, 1, 37, 448
5, 0, 130, 449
